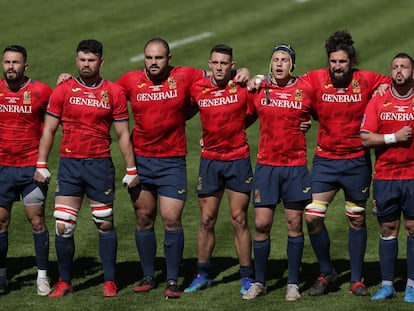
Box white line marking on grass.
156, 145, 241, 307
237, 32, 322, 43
130, 32, 215, 63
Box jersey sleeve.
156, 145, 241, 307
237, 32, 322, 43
360, 96, 379, 133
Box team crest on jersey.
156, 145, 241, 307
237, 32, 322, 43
295, 89, 303, 101
197, 176, 202, 190
168, 77, 177, 90
254, 189, 261, 204
23, 91, 31, 105
228, 80, 237, 94
352, 80, 361, 93
101, 90, 109, 104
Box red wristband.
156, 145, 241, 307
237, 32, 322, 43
126, 167, 137, 175
36, 161, 47, 169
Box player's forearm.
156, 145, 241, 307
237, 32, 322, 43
37, 131, 56, 162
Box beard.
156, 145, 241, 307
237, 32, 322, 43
4, 70, 24, 84
392, 76, 413, 88
330, 69, 353, 87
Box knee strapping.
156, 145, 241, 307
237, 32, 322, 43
345, 201, 365, 217
53, 204, 78, 238
305, 200, 328, 218
23, 187, 46, 206
91, 203, 113, 224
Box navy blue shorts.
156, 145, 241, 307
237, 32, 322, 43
310, 155, 371, 201
0, 165, 47, 206
252, 164, 311, 209
136, 155, 187, 201
196, 157, 253, 195
373, 179, 414, 221
56, 158, 115, 203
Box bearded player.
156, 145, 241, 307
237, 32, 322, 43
183, 44, 254, 296
0, 45, 52, 295
302, 30, 391, 296
361, 52, 414, 303
34, 39, 139, 298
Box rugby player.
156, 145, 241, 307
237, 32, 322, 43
34, 39, 139, 298
183, 44, 254, 296
0, 45, 52, 296
360, 52, 414, 303
303, 30, 390, 296
242, 44, 313, 301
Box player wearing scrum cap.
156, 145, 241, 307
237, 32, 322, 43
242, 44, 314, 301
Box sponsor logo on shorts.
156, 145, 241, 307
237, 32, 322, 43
104, 189, 112, 195
178, 189, 186, 194
302, 187, 311, 193
245, 177, 253, 184
361, 187, 369, 193
254, 189, 261, 204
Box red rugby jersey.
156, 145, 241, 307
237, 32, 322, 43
47, 78, 128, 158
190, 77, 250, 161
247, 77, 313, 166
117, 66, 205, 157
0, 78, 52, 166
303, 69, 390, 159
361, 88, 414, 179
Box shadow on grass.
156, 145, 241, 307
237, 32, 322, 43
3, 256, 409, 294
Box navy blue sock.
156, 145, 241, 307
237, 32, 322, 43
99, 230, 117, 281
348, 227, 367, 282
407, 236, 414, 281
135, 229, 156, 278
253, 238, 270, 284
379, 237, 398, 281
196, 260, 212, 276
55, 235, 75, 282
240, 265, 253, 279
309, 228, 333, 275
164, 229, 184, 281
0, 232, 8, 268
287, 235, 304, 284
33, 229, 49, 270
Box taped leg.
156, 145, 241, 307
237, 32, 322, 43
305, 200, 328, 218
53, 204, 78, 238
91, 203, 114, 232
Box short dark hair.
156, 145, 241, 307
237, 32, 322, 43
3, 45, 27, 62
393, 52, 414, 68
210, 44, 233, 59
144, 37, 170, 55
325, 30, 357, 64
77, 39, 103, 57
